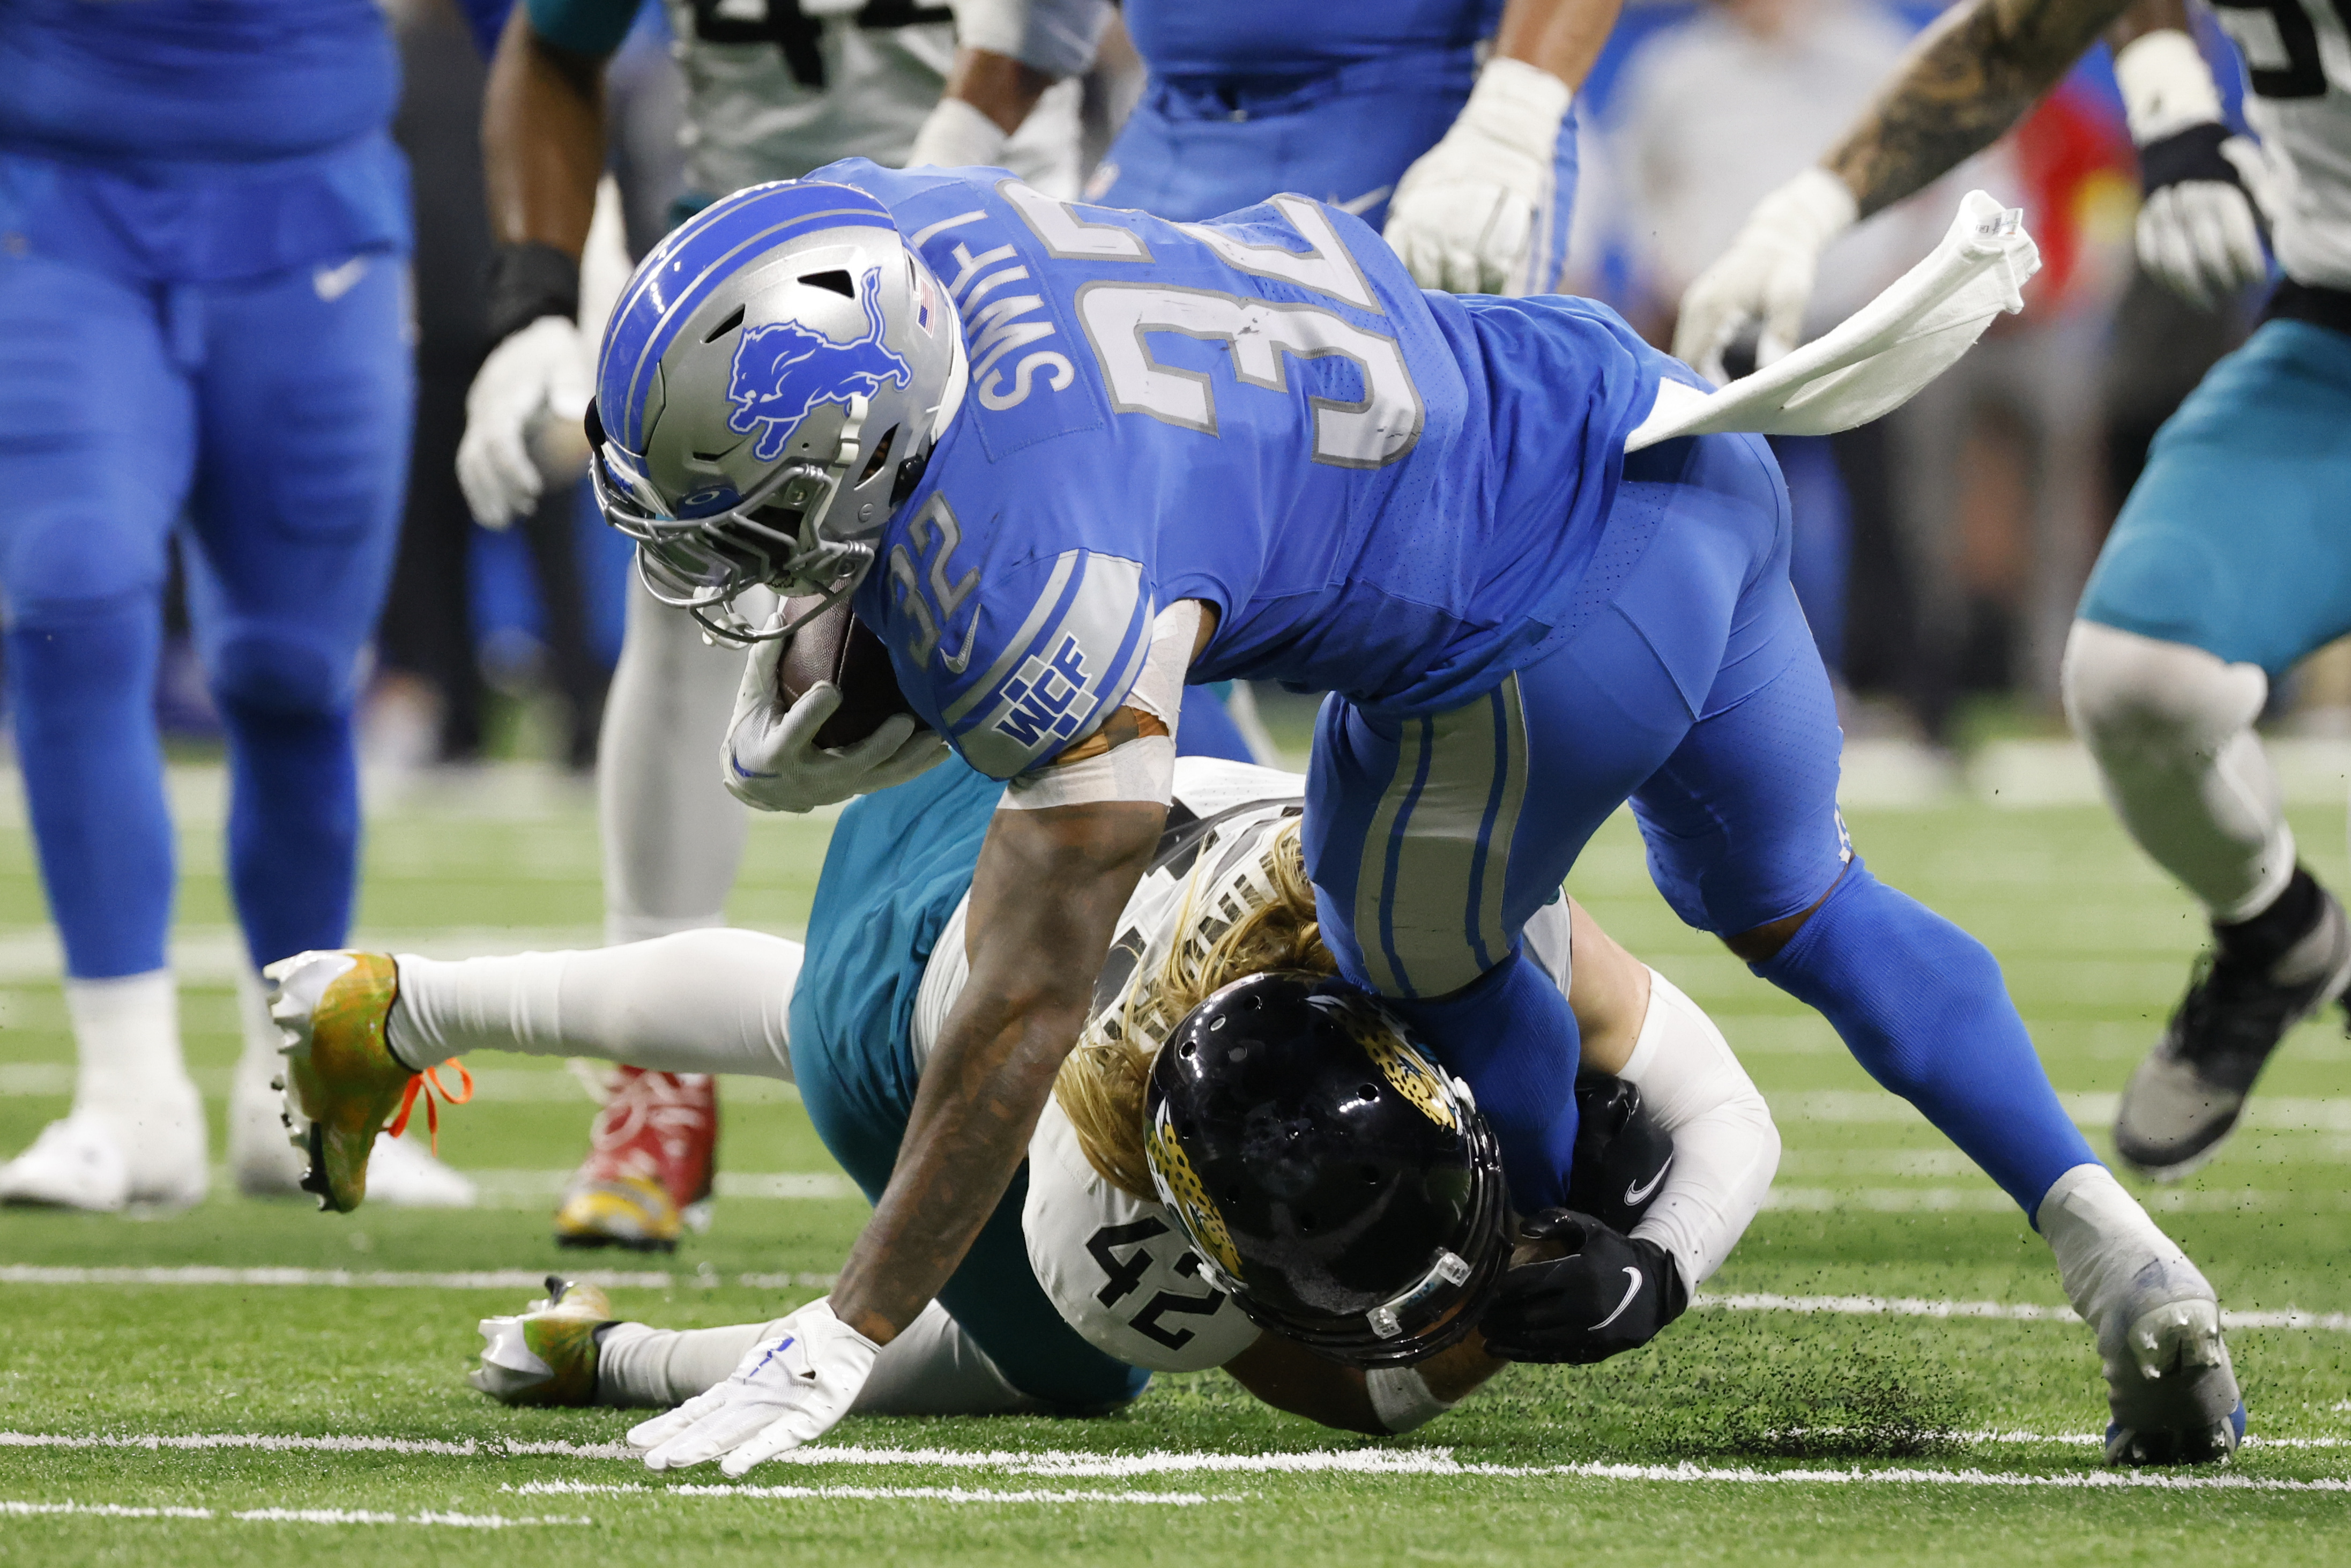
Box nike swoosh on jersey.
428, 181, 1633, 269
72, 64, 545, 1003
1591, 1266, 1643, 1331
313, 256, 370, 303
1624, 1155, 1673, 1207
1331, 185, 1395, 217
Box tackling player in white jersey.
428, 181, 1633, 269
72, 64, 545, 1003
269, 756, 1779, 1432
1678, 0, 2351, 1182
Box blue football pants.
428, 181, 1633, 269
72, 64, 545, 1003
1306, 432, 2096, 1217
1098, 47, 1579, 292
0, 247, 412, 978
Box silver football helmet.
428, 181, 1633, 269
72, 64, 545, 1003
589, 180, 966, 642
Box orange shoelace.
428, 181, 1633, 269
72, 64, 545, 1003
386, 1060, 475, 1154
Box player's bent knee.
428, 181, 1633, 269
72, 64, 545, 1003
2062, 620, 2267, 765
206, 631, 352, 718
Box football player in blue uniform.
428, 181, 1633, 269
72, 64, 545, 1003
910, 0, 1592, 295
565, 170, 2244, 1468
0, 1, 466, 1209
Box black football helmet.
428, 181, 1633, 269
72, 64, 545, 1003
1143, 971, 1508, 1366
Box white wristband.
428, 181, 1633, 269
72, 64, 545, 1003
2115, 31, 2224, 145
908, 95, 1011, 172
1460, 55, 1573, 161
1366, 1364, 1457, 1433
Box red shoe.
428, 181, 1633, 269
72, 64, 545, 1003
552, 1068, 718, 1251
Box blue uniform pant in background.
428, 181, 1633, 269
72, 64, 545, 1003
1098, 47, 1578, 293
1306, 432, 2096, 1216
0, 243, 412, 977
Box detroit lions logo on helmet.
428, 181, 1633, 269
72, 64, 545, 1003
725, 267, 913, 463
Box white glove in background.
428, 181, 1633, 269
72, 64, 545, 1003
456, 314, 594, 530
1672, 166, 1860, 382
909, 94, 1012, 172
720, 623, 948, 814
2116, 31, 2270, 310
1384, 57, 1573, 296
628, 1298, 881, 1475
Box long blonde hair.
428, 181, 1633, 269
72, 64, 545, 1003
1054, 817, 1334, 1198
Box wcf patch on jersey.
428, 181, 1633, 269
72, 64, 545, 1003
991, 635, 1097, 754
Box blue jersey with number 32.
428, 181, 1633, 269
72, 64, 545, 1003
827, 160, 1688, 781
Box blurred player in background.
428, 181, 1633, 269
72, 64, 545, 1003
1676, 0, 2338, 1181
912, 0, 1600, 295
0, 0, 467, 1209
455, 0, 1097, 1251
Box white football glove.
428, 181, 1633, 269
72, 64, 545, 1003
908, 94, 1011, 171
720, 619, 948, 814
1385, 57, 1573, 296
456, 314, 594, 530
2116, 31, 2271, 310
628, 1298, 880, 1476
1672, 167, 1859, 383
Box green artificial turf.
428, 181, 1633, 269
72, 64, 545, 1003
0, 774, 2345, 1564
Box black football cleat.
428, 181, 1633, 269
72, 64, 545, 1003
2115, 887, 2351, 1180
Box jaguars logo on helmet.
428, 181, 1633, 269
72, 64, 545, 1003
1144, 971, 1508, 1366
586, 180, 966, 643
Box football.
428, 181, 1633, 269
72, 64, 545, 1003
774, 592, 925, 750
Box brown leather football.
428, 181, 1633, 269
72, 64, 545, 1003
774, 593, 925, 750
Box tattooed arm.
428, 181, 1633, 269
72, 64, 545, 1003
1675, 0, 2162, 371
1828, 0, 2142, 216
828, 793, 1168, 1341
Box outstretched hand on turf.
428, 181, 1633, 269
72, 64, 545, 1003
628, 1298, 880, 1475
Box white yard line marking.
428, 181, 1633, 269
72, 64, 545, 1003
8, 1433, 2342, 1488
0, 1499, 585, 1527
512, 1480, 1230, 1505
0, 1432, 635, 1459
1690, 1291, 2351, 1334
10, 1269, 2337, 1336
0, 1266, 836, 1291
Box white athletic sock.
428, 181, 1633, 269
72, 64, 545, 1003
595, 1320, 772, 1408
599, 583, 755, 946
2063, 621, 2295, 923
596, 1302, 1036, 1414
68, 969, 188, 1109
64, 969, 205, 1198
2037, 1162, 2203, 1327
229, 967, 305, 1189
388, 929, 799, 1080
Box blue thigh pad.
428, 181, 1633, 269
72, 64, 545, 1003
1304, 433, 1798, 1205
2079, 319, 2351, 677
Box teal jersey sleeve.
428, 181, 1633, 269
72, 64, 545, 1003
526, 0, 641, 57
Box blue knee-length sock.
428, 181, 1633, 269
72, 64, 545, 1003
217, 696, 359, 969
1390, 951, 1581, 1213
1755, 859, 2096, 1218
5, 601, 175, 979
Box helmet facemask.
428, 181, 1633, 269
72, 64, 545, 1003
589, 188, 965, 644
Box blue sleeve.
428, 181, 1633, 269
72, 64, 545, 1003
451, 0, 515, 55
911, 548, 1156, 781
525, 0, 641, 58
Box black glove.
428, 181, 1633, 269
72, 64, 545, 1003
2138, 121, 2249, 202
1480, 1208, 1688, 1365
1567, 1073, 1676, 1234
